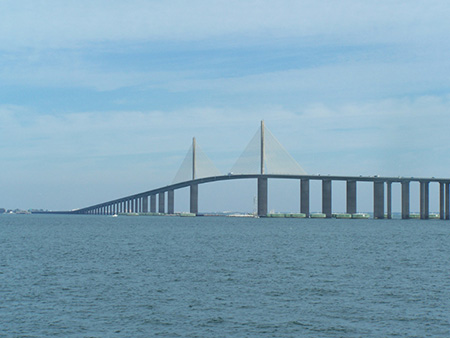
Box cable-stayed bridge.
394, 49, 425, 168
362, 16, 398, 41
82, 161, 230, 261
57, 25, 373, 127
72, 121, 450, 220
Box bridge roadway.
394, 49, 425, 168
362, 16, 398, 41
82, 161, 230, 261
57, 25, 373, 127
72, 174, 450, 220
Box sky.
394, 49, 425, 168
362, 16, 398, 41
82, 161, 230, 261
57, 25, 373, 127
1, 0, 450, 213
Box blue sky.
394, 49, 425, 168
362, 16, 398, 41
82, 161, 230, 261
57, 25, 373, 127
1, 0, 450, 212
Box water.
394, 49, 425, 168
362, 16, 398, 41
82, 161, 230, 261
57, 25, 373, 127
1, 215, 449, 337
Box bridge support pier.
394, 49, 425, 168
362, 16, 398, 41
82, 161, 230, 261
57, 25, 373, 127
168, 190, 174, 214
150, 195, 156, 213
446, 183, 450, 220
300, 179, 310, 217
420, 181, 429, 219
402, 181, 410, 219
142, 196, 148, 213
159, 192, 165, 214
258, 177, 268, 217
387, 182, 392, 219
440, 182, 445, 220
190, 184, 198, 215
346, 180, 356, 214
322, 179, 332, 218
374, 181, 384, 219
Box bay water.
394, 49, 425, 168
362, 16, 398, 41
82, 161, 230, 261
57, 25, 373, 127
1, 214, 449, 337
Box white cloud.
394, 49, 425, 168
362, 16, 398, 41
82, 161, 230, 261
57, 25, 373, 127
0, 1, 449, 49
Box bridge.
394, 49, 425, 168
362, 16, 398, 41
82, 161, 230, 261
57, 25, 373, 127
72, 121, 450, 220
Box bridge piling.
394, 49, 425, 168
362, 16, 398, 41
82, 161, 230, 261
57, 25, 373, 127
374, 181, 384, 219
143, 196, 148, 213
300, 179, 310, 217
190, 184, 198, 215
159, 192, 165, 213
402, 181, 410, 219
420, 181, 429, 219
150, 195, 156, 213
440, 182, 445, 220
258, 177, 268, 217
346, 180, 357, 214
387, 182, 392, 219
168, 190, 174, 214
322, 179, 332, 218
445, 183, 450, 220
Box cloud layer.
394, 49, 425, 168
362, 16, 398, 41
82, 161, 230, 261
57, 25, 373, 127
1, 1, 450, 211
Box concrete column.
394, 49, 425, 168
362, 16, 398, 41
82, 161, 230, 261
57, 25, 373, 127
190, 184, 198, 215
168, 190, 175, 214
446, 183, 450, 220
402, 181, 410, 219
420, 181, 429, 219
373, 181, 384, 219
159, 192, 165, 214
142, 196, 148, 213
258, 177, 268, 217
346, 180, 357, 214
322, 179, 332, 218
150, 195, 156, 213
387, 182, 392, 219
440, 182, 445, 220
300, 179, 310, 217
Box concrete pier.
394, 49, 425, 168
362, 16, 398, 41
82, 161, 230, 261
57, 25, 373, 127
142, 196, 148, 213
168, 190, 174, 214
258, 177, 268, 217
373, 181, 384, 219
402, 181, 410, 219
440, 182, 445, 220
150, 195, 156, 213
386, 182, 392, 219
346, 180, 356, 214
420, 181, 429, 219
300, 179, 310, 217
322, 179, 332, 218
159, 192, 165, 213
446, 183, 450, 220
190, 184, 198, 215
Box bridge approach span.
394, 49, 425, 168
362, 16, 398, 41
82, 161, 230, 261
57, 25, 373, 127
72, 174, 450, 220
